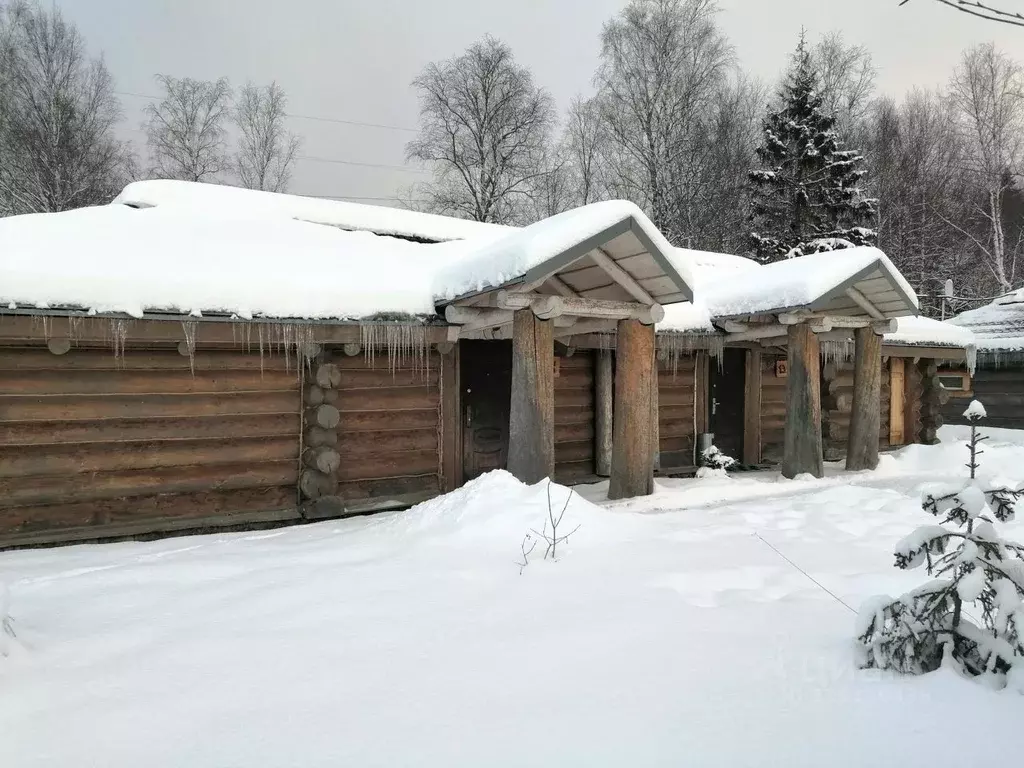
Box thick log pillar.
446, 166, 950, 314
507, 309, 555, 484
782, 323, 824, 479
609, 319, 655, 499
846, 326, 882, 470
595, 349, 613, 476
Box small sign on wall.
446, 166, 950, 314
553, 358, 560, 378
775, 360, 788, 378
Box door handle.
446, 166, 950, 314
711, 398, 719, 416
465, 405, 472, 427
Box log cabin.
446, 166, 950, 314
941, 290, 1023, 428
0, 181, 975, 548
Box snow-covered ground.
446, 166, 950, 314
2, 428, 1023, 767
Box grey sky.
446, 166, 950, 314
58, 0, 1024, 207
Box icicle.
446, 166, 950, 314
360, 322, 429, 375
966, 344, 978, 376
819, 338, 854, 366
108, 318, 129, 365
180, 320, 198, 375
657, 332, 725, 374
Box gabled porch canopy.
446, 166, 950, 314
434, 201, 694, 340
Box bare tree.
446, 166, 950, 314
563, 95, 608, 206
594, 0, 733, 243
407, 36, 555, 224
234, 81, 300, 192
898, 0, 1024, 27
145, 74, 231, 182
0, 1, 131, 215
947, 44, 1024, 292
811, 32, 876, 148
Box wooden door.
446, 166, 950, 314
460, 340, 512, 481
709, 348, 746, 460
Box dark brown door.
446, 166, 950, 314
460, 340, 513, 481
709, 348, 746, 461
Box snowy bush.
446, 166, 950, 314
856, 400, 1024, 689
697, 445, 737, 478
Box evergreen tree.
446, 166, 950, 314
856, 400, 1024, 691
748, 33, 877, 263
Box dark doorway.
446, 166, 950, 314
460, 340, 513, 482
709, 348, 746, 461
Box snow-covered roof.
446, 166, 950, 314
948, 289, 1024, 355
114, 179, 511, 244
883, 316, 976, 350
434, 201, 693, 306
0, 205, 463, 320
701, 247, 919, 320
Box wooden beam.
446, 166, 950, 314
845, 287, 885, 320
556, 319, 617, 338
546, 275, 578, 297
782, 324, 824, 479
441, 342, 462, 491
890, 357, 906, 446
595, 349, 613, 477
743, 349, 762, 465
444, 306, 513, 330
651, 355, 661, 471
592, 248, 656, 304
846, 327, 882, 470
507, 309, 555, 484
727, 325, 788, 342
609, 319, 655, 499
495, 291, 664, 324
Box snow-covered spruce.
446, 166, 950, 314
748, 33, 876, 264
696, 445, 737, 478
856, 400, 1024, 688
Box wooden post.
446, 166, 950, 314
889, 357, 906, 446
846, 326, 882, 470
743, 349, 762, 465
595, 349, 613, 476
651, 355, 661, 472
693, 351, 709, 466
609, 319, 655, 499
507, 309, 555, 484
782, 323, 823, 479
440, 341, 462, 492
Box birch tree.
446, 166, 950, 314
948, 44, 1024, 292
563, 95, 608, 207
407, 36, 554, 224
145, 75, 231, 182
234, 81, 300, 192
0, 1, 130, 215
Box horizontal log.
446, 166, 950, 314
0, 348, 299, 372
660, 418, 694, 438
0, 460, 297, 507
336, 449, 438, 482
0, 413, 298, 446
331, 473, 439, 502
553, 389, 592, 408
0, 436, 298, 478
337, 386, 439, 412
554, 459, 596, 483
336, 428, 437, 456
762, 402, 788, 419
659, 435, 693, 454
555, 421, 594, 443
554, 439, 593, 463
658, 389, 694, 407
658, 358, 696, 374
337, 367, 439, 389
555, 405, 594, 426
658, 403, 694, 422
340, 408, 438, 432
330, 352, 440, 370
0, 391, 299, 421
554, 369, 594, 390
0, 486, 297, 535
315, 363, 341, 389
0, 368, 299, 396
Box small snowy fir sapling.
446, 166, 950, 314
696, 445, 737, 478
856, 400, 1024, 689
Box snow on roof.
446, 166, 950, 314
883, 315, 976, 349
948, 289, 1024, 353
669, 247, 759, 289
114, 180, 512, 244
0, 205, 464, 320
433, 201, 694, 305
700, 247, 919, 320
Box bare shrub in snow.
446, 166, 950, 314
515, 532, 537, 575
234, 81, 300, 193
145, 74, 232, 182
525, 480, 580, 563
856, 400, 1024, 689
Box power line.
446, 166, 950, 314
295, 155, 425, 173
113, 90, 417, 132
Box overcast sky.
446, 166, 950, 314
58, 0, 1024, 207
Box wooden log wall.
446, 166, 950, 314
905, 360, 924, 443
302, 347, 443, 518
657, 353, 697, 470
821, 359, 891, 461
554, 351, 596, 483
940, 367, 1024, 429
917, 359, 947, 444
0, 344, 302, 546
760, 354, 787, 465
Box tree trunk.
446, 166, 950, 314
846, 327, 882, 470
782, 323, 823, 479
609, 319, 655, 499
507, 309, 555, 484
